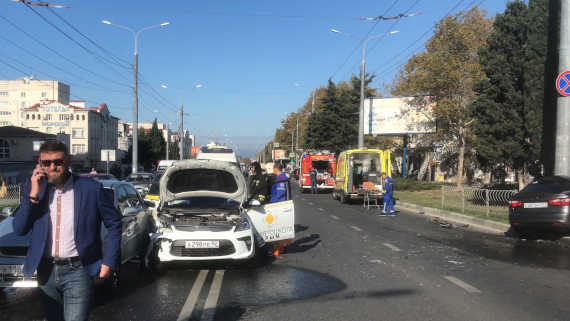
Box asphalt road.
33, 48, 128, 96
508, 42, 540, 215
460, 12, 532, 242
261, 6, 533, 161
3, 184, 570, 321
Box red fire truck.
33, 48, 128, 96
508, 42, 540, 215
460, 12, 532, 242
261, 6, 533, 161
299, 152, 337, 192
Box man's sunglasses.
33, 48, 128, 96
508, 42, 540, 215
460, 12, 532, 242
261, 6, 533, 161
39, 159, 65, 167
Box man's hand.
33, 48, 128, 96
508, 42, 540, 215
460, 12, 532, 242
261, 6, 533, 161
99, 264, 112, 279
30, 164, 46, 199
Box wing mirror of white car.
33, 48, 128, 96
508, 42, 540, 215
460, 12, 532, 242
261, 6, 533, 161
123, 207, 139, 216
248, 199, 261, 207
1, 207, 13, 217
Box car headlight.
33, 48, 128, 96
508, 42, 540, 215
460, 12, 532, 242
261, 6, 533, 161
234, 216, 251, 232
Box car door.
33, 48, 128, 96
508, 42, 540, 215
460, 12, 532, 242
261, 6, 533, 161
247, 199, 295, 243
116, 184, 137, 263
123, 184, 149, 260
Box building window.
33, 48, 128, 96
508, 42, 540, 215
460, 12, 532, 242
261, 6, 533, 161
71, 144, 86, 155
76, 115, 79, 120
37, 114, 40, 119
44, 114, 52, 121
0, 111, 11, 116
0, 121, 9, 126
0, 101, 8, 107
72, 128, 84, 139
82, 115, 85, 121
0, 92, 8, 97
0, 139, 9, 159
20, 92, 26, 98
32, 114, 35, 120
26, 114, 30, 120
41, 92, 47, 98
59, 114, 71, 121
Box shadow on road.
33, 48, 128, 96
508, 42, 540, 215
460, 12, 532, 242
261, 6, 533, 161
285, 233, 321, 254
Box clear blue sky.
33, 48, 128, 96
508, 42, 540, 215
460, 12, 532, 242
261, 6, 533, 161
0, 0, 510, 157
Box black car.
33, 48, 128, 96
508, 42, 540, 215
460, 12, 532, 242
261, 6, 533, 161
509, 176, 570, 240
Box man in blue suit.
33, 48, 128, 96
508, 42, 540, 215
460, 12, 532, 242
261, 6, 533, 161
13, 140, 121, 321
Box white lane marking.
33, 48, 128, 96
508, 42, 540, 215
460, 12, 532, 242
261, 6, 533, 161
350, 225, 363, 232
330, 215, 340, 220
200, 270, 226, 321
301, 198, 306, 201
177, 270, 209, 321
318, 208, 325, 212
444, 276, 482, 294
382, 242, 401, 252
308, 202, 314, 206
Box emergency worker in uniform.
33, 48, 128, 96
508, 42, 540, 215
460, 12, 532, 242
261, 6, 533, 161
247, 162, 269, 204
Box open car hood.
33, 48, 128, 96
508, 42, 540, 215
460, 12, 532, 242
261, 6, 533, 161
160, 159, 247, 205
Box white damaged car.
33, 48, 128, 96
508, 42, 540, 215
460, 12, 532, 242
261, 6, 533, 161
150, 159, 295, 266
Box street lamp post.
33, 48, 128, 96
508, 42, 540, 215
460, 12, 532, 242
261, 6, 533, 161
102, 20, 169, 173
161, 84, 203, 160
331, 29, 399, 148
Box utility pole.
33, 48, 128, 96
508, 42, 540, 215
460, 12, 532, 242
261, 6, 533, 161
179, 104, 184, 160
555, 0, 570, 175
296, 117, 299, 151
165, 122, 169, 161
133, 52, 139, 173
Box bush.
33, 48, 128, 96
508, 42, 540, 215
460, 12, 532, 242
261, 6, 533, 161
393, 177, 441, 191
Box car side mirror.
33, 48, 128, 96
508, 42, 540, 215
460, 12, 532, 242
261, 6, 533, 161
248, 199, 261, 207
122, 207, 139, 216
1, 207, 13, 217
144, 200, 156, 208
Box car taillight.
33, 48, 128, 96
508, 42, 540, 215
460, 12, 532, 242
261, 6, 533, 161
509, 200, 524, 208
548, 198, 570, 206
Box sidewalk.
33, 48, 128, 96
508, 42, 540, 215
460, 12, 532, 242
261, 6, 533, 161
397, 201, 510, 235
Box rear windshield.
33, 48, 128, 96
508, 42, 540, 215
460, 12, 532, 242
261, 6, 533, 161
126, 175, 153, 183
166, 169, 238, 193
520, 183, 570, 194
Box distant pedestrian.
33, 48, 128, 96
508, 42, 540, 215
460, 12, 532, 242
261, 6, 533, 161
310, 167, 318, 194
270, 162, 290, 203
381, 172, 396, 215
13, 140, 122, 321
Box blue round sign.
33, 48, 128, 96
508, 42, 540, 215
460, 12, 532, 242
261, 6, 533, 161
556, 71, 570, 97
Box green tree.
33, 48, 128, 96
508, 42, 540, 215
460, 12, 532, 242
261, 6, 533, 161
472, 0, 547, 187
393, 7, 492, 186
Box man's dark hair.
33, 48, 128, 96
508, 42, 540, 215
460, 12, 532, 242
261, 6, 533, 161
39, 140, 68, 155
274, 161, 283, 171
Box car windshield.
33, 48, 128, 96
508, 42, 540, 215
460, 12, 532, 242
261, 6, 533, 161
164, 197, 239, 209
126, 175, 153, 183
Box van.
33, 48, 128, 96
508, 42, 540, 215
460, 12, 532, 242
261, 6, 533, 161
157, 160, 177, 173
332, 148, 391, 203
196, 145, 239, 167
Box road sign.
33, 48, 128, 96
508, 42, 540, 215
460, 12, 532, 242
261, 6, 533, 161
556, 71, 570, 97
273, 142, 280, 148
289, 152, 296, 159
101, 149, 116, 161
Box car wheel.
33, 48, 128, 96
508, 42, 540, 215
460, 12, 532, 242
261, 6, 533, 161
339, 192, 346, 204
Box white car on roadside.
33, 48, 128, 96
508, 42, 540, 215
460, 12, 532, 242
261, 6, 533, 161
149, 159, 295, 267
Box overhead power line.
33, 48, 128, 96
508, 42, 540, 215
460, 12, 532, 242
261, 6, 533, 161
22, 3, 132, 84
329, 0, 401, 80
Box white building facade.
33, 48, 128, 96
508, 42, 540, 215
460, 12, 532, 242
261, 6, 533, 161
22, 100, 118, 168
0, 77, 70, 127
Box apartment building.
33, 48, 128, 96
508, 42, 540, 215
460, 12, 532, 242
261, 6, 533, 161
22, 100, 118, 168
0, 77, 70, 126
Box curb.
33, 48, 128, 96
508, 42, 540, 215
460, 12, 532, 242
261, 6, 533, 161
398, 201, 509, 234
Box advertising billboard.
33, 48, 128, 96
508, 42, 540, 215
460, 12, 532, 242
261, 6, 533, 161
363, 97, 435, 135
272, 149, 286, 161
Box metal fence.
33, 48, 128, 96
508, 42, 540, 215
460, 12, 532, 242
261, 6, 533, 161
0, 184, 21, 207
441, 185, 516, 219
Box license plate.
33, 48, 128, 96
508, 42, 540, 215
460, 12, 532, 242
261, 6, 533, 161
185, 241, 219, 249
0, 264, 24, 275
524, 202, 548, 209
